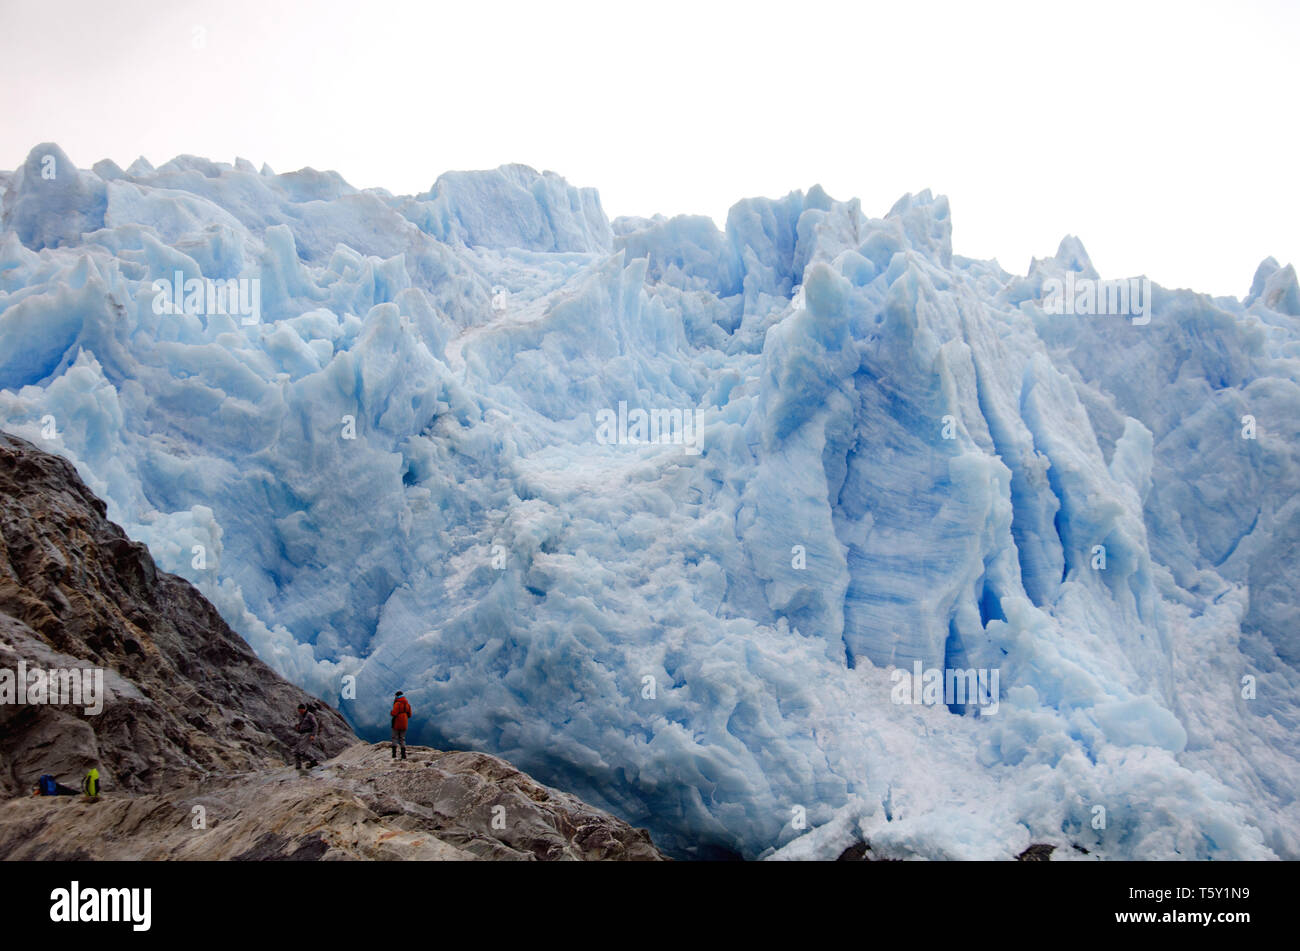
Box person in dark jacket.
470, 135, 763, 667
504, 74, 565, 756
293, 703, 319, 769
390, 691, 412, 760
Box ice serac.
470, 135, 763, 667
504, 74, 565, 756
403, 164, 613, 254
1, 143, 107, 250
1, 142, 1297, 860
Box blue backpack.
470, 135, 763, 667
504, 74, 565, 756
38, 774, 57, 796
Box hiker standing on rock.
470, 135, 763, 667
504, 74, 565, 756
293, 702, 319, 769
391, 691, 412, 760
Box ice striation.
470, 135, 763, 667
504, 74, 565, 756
1, 143, 1297, 859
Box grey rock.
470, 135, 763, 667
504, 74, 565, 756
0, 743, 664, 860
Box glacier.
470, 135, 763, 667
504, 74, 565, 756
1, 142, 1297, 860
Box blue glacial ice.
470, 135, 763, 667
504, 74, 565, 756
2, 143, 1298, 859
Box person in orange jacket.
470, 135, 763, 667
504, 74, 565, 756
390, 691, 412, 760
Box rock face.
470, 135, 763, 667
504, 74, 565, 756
0, 431, 355, 797
0, 743, 663, 861
0, 432, 664, 860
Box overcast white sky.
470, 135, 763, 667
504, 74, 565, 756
2, 0, 1295, 297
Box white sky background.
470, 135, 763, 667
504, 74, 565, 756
1, 0, 1295, 297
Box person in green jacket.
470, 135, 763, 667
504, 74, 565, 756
81, 768, 100, 801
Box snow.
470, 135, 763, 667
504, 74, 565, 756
2, 142, 1298, 860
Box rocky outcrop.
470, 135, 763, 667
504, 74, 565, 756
1016, 843, 1056, 861
0, 432, 664, 859
0, 743, 663, 861
836, 841, 897, 861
